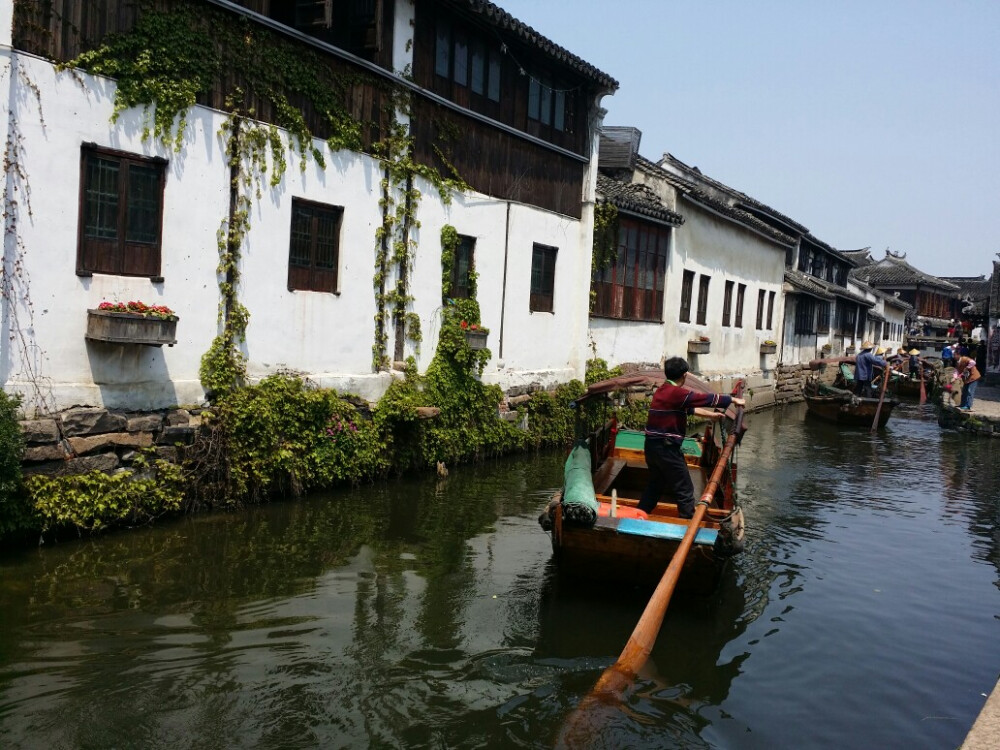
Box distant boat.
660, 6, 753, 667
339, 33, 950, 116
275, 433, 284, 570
538, 370, 746, 592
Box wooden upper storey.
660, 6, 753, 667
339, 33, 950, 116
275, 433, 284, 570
13, 0, 617, 218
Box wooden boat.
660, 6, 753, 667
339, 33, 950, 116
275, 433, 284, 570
538, 370, 746, 592
803, 378, 898, 427
805, 356, 899, 426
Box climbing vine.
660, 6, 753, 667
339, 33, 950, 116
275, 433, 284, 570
61, 0, 372, 393
590, 201, 620, 311
1, 57, 53, 413
370, 99, 467, 370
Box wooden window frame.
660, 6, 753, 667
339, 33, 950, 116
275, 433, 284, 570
530, 243, 557, 313
795, 297, 816, 335
679, 270, 695, 323
591, 217, 669, 322
696, 274, 710, 326
449, 234, 476, 299
287, 197, 343, 294
767, 291, 776, 329
755, 289, 766, 330
435, 16, 501, 103
735, 283, 746, 328
816, 301, 831, 334
722, 280, 734, 327
77, 144, 167, 278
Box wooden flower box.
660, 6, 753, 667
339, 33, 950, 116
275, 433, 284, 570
465, 330, 488, 350
845, 347, 856, 356
760, 343, 777, 354
86, 309, 178, 347
687, 340, 710, 355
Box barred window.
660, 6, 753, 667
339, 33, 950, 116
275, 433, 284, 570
288, 198, 343, 293
591, 217, 669, 322
679, 270, 695, 323
530, 243, 557, 312
77, 145, 166, 277
696, 274, 711, 325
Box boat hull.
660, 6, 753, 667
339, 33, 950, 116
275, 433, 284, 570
804, 394, 897, 427
554, 514, 729, 592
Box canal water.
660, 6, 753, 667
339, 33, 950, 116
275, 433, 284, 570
1, 402, 998, 749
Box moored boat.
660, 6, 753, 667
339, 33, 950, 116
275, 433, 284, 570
803, 378, 898, 427
538, 370, 746, 592
805, 356, 899, 427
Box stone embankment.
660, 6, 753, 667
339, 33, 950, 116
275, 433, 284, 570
938, 382, 1000, 436
774, 364, 808, 404
8, 363, 821, 474
19, 407, 203, 476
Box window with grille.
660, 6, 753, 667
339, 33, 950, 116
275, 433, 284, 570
696, 275, 710, 325
287, 198, 343, 293
679, 270, 695, 323
735, 283, 746, 327
530, 243, 557, 312
591, 218, 669, 321
77, 145, 166, 277
795, 298, 816, 335
816, 302, 831, 333
449, 235, 475, 299
722, 281, 734, 326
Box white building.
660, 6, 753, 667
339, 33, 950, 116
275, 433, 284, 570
0, 0, 617, 412
589, 135, 789, 400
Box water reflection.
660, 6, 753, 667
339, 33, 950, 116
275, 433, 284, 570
1, 408, 999, 749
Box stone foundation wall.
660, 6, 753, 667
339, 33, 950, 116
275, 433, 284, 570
775, 364, 808, 404
20, 407, 203, 477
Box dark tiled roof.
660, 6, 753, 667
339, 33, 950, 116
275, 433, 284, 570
596, 174, 684, 227
784, 270, 873, 306
634, 157, 796, 246
660, 153, 810, 235
841, 248, 875, 266
449, 1, 618, 90
851, 255, 959, 293
783, 270, 835, 301
939, 275, 991, 300
849, 276, 915, 311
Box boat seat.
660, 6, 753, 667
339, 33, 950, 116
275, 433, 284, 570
593, 457, 628, 494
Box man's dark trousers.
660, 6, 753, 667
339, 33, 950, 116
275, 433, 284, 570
639, 437, 695, 517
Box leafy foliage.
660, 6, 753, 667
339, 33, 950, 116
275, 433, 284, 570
0, 392, 29, 537
27, 452, 185, 534
207, 374, 388, 504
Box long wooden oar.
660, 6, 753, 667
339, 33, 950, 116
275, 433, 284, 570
918, 359, 927, 404
870, 365, 890, 432
558, 400, 746, 745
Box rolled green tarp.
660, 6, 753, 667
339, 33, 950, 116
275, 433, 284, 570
562, 442, 598, 526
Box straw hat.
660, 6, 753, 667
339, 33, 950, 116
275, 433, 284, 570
908, 348, 920, 356
875, 346, 886, 355
861, 340, 874, 350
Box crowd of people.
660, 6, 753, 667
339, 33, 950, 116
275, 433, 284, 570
855, 319, 991, 411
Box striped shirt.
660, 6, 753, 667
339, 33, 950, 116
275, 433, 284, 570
644, 382, 733, 445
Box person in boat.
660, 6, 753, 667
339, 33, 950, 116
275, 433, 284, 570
854, 341, 886, 397
638, 356, 745, 518
953, 355, 981, 411
907, 348, 922, 379
887, 347, 905, 371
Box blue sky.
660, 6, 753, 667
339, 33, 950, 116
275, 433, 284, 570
496, 0, 999, 278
